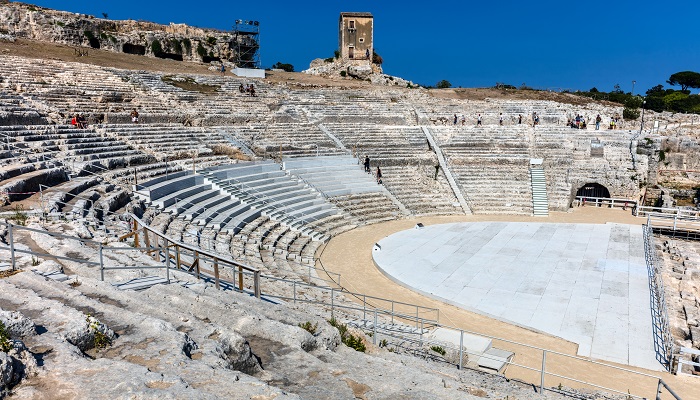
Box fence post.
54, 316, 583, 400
373, 310, 377, 345
420, 319, 424, 347
213, 259, 220, 290
391, 302, 394, 324
8, 223, 16, 270
540, 350, 547, 394
673, 215, 677, 231
99, 243, 104, 281
363, 294, 367, 321
253, 270, 261, 299
452, 329, 462, 371
293, 281, 297, 303
331, 288, 335, 320
238, 265, 243, 291
164, 240, 171, 283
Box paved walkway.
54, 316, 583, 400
373, 221, 659, 370
318, 208, 700, 399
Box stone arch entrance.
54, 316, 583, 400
576, 183, 610, 199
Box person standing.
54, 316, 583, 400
477, 114, 482, 126
595, 114, 602, 130
220, 63, 226, 75
376, 166, 383, 184
364, 155, 370, 173
499, 113, 504, 126
453, 114, 458, 125
518, 114, 522, 124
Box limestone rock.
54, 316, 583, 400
347, 65, 373, 80
0, 339, 37, 397
0, 311, 35, 339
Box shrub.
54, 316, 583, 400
372, 50, 383, 65
324, 57, 335, 63
658, 150, 666, 162
181, 38, 192, 53
271, 62, 294, 72
196, 43, 206, 58
206, 36, 217, 46
334, 49, 340, 59
328, 317, 365, 352
430, 345, 446, 355
340, 70, 347, 77
0, 321, 11, 352
623, 107, 640, 120
436, 80, 452, 89
86, 315, 111, 349
298, 321, 318, 335
151, 39, 163, 56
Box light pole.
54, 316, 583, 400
632, 80, 636, 96
639, 100, 646, 135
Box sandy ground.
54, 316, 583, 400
319, 207, 699, 399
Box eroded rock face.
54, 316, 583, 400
0, 2, 240, 64
0, 311, 35, 339
0, 340, 37, 397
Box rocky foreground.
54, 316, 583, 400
0, 219, 613, 400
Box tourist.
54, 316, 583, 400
239, 83, 245, 93
453, 114, 458, 125
575, 114, 581, 128
609, 118, 615, 130
477, 114, 482, 127
518, 114, 522, 124
595, 114, 602, 130
130, 109, 139, 124
77, 114, 87, 129
250, 84, 256, 97
364, 155, 370, 173
376, 166, 383, 184
460, 115, 465, 125
499, 113, 504, 126
220, 63, 226, 75
71, 114, 78, 127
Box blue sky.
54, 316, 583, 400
25, 1, 700, 94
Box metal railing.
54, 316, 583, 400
120, 214, 261, 297
643, 217, 675, 371
574, 195, 637, 209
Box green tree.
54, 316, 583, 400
271, 62, 294, 72
663, 91, 689, 112
667, 71, 700, 92
436, 80, 452, 89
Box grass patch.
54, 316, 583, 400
298, 321, 318, 335
161, 75, 219, 94
328, 317, 366, 352
211, 144, 251, 160
430, 345, 446, 356
86, 315, 112, 349
0, 321, 11, 352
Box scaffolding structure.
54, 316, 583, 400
233, 19, 260, 69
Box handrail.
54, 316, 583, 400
126, 213, 261, 298
574, 195, 636, 209
643, 217, 675, 370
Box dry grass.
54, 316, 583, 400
161, 75, 219, 94
211, 145, 251, 161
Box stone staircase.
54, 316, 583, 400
530, 163, 549, 216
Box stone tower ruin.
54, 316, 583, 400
338, 12, 373, 63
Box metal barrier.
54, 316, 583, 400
121, 214, 261, 298
643, 217, 675, 371
574, 196, 636, 210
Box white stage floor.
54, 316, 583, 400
372, 221, 662, 370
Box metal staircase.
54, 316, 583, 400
529, 162, 548, 216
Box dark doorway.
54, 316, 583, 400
123, 43, 146, 55
155, 52, 183, 61
576, 183, 610, 199
202, 55, 221, 63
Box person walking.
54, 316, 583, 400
376, 166, 383, 184
364, 155, 370, 173
477, 114, 482, 127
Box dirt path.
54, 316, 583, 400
318, 207, 699, 399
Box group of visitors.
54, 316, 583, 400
239, 83, 256, 96
70, 114, 87, 129
566, 114, 619, 130
451, 113, 528, 127
567, 114, 587, 129
363, 155, 383, 184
